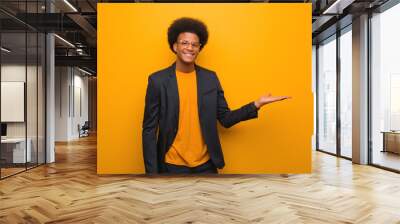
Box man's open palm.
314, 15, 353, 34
255, 93, 291, 108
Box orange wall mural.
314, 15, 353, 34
98, 3, 312, 174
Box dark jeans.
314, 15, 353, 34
165, 160, 218, 174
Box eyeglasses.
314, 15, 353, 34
177, 40, 201, 49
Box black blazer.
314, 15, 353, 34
142, 63, 258, 174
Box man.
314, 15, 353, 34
142, 17, 289, 174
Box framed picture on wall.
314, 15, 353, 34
1, 81, 25, 122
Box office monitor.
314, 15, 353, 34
1, 123, 7, 137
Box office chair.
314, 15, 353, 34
79, 121, 90, 138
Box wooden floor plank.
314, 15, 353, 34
0, 134, 400, 223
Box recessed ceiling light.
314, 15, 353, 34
323, 0, 355, 15
63, 0, 78, 12
54, 34, 75, 48
1, 47, 11, 53
77, 67, 93, 76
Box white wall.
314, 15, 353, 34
72, 73, 89, 138
1, 63, 46, 164
1, 64, 38, 138
55, 67, 89, 141
55, 66, 70, 141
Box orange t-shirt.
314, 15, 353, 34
164, 70, 210, 167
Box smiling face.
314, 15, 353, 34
173, 32, 201, 65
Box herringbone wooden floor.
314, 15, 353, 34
1, 135, 400, 224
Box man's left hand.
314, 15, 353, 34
254, 93, 291, 109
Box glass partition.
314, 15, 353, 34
317, 35, 337, 154
1, 30, 28, 177
339, 27, 352, 158
0, 1, 46, 179
371, 3, 400, 171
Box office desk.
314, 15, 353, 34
1, 138, 32, 163
382, 131, 400, 154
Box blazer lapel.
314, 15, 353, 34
165, 63, 179, 126
195, 64, 207, 115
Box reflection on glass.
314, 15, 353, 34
1, 32, 27, 177
27, 31, 38, 169
340, 29, 352, 158
371, 3, 400, 171
318, 36, 337, 154
0, 1, 46, 179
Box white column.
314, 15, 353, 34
352, 14, 369, 164
46, 32, 55, 163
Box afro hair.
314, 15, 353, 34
167, 17, 209, 53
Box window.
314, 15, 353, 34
371, 2, 400, 171
317, 35, 337, 154
339, 28, 352, 158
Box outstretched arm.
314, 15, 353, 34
216, 75, 291, 128
216, 76, 259, 128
